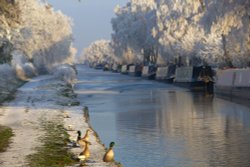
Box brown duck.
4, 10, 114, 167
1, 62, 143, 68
77, 129, 91, 148
103, 142, 115, 162
79, 140, 91, 159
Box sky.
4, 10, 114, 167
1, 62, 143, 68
48, 0, 128, 56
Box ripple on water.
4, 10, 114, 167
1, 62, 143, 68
76, 65, 250, 167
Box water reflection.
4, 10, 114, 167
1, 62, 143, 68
76, 65, 250, 167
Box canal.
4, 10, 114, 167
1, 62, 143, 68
75, 65, 250, 167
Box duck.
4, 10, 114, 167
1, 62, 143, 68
79, 140, 91, 159
103, 142, 115, 162
78, 155, 86, 161
82, 129, 91, 141
77, 129, 91, 148
77, 131, 86, 148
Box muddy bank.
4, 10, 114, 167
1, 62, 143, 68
0, 75, 118, 167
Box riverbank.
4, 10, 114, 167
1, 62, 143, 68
0, 75, 118, 167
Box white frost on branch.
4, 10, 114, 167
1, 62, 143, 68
81, 40, 117, 65
13, 0, 75, 73
0, 0, 76, 98
109, 0, 250, 67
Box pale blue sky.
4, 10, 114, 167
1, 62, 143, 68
48, 0, 128, 56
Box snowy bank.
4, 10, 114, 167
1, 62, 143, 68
0, 75, 118, 167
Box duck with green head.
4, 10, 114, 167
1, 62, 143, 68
103, 142, 115, 162
77, 131, 86, 148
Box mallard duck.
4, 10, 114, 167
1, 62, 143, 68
77, 130, 82, 140
103, 142, 115, 162
77, 131, 86, 148
77, 155, 86, 166
79, 140, 91, 159
77, 129, 92, 148
82, 129, 91, 141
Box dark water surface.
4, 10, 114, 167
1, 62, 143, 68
75, 65, 250, 167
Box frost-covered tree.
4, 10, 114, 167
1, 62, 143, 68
14, 0, 75, 73
111, 0, 157, 64
200, 0, 250, 67
154, 0, 206, 66
0, 0, 76, 101
81, 40, 116, 65
1, 0, 75, 74
109, 0, 250, 68
0, 0, 20, 64
153, 0, 250, 67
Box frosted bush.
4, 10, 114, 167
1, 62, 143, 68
22, 63, 37, 78
0, 64, 20, 92
53, 64, 77, 85
10, 50, 37, 80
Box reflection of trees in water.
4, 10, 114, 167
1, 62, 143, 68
114, 91, 160, 143
156, 91, 250, 166
108, 85, 250, 166
83, 67, 250, 166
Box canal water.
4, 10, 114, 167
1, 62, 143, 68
75, 65, 250, 167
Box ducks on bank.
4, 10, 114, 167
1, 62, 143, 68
77, 140, 91, 166
77, 129, 93, 149
79, 140, 91, 159
82, 129, 91, 141
103, 142, 115, 162
76, 130, 116, 163
77, 129, 91, 141
76, 130, 87, 148
63, 108, 117, 164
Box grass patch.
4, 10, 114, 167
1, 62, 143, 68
27, 120, 77, 167
0, 125, 14, 152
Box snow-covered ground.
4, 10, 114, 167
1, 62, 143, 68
0, 75, 117, 167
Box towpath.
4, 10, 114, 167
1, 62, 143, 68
0, 75, 117, 167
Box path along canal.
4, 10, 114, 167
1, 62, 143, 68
75, 65, 250, 167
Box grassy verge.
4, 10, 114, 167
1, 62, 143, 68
27, 120, 77, 167
0, 125, 14, 153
